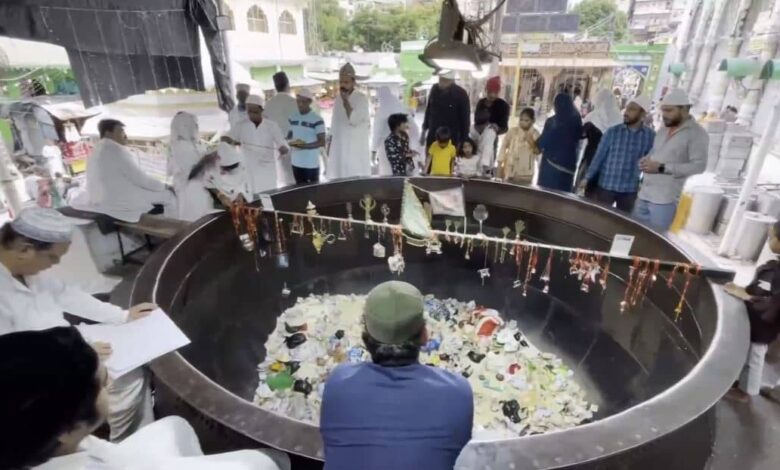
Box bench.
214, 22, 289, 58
59, 207, 190, 265
114, 214, 190, 264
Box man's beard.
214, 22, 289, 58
340, 87, 352, 94
624, 116, 640, 126
663, 117, 682, 127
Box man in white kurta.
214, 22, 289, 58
328, 63, 371, 179
227, 83, 250, 131
225, 95, 290, 196
83, 119, 175, 222
0, 208, 155, 441
264, 72, 298, 187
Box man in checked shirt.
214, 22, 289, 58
578, 94, 655, 214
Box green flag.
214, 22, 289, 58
401, 180, 432, 239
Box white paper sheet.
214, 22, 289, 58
609, 234, 635, 257
79, 309, 190, 379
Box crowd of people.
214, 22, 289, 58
2, 63, 780, 469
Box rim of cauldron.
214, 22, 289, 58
131, 177, 749, 468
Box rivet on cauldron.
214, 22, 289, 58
501, 399, 522, 424
496, 373, 505, 381
284, 333, 307, 349
468, 351, 486, 363
334, 329, 345, 339
293, 379, 313, 396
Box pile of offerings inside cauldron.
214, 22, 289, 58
255, 294, 596, 437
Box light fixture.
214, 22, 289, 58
420, 0, 504, 73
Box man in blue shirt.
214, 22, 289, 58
579, 95, 655, 213
288, 88, 326, 184
320, 281, 474, 470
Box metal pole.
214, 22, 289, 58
510, 40, 523, 123
718, 97, 780, 256
216, 0, 235, 93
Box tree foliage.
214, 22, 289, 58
573, 0, 629, 42
313, 1, 441, 52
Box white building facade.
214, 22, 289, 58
222, 0, 309, 88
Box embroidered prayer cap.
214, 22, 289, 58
236, 83, 250, 92
628, 95, 651, 112
246, 94, 265, 108
11, 208, 73, 244
297, 88, 314, 101
363, 281, 425, 345
661, 88, 691, 106
217, 142, 242, 167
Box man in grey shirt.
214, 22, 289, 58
634, 88, 708, 231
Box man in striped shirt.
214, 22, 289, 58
579, 95, 655, 213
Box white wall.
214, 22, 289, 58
224, 0, 307, 64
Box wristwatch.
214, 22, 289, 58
658, 164, 666, 174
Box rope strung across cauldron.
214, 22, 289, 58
228, 193, 715, 321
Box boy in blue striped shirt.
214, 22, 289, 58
579, 95, 655, 213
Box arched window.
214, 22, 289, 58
279, 10, 297, 35
247, 5, 269, 33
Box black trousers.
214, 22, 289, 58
592, 186, 638, 213
293, 166, 320, 185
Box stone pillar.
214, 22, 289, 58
541, 68, 560, 114
707, 0, 754, 116
671, 0, 703, 89
737, 0, 780, 128
689, 0, 729, 105
683, 0, 715, 92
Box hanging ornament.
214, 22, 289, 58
230, 201, 245, 238
620, 257, 641, 313
274, 214, 289, 269
346, 202, 355, 237
628, 259, 648, 305
473, 204, 489, 236
360, 194, 376, 238
243, 207, 259, 251
581, 256, 601, 293
425, 237, 442, 255
338, 220, 349, 241
306, 201, 318, 235
600, 257, 611, 290
478, 267, 491, 283
444, 219, 453, 242
674, 264, 699, 322
523, 246, 538, 297
381, 203, 391, 224
281, 282, 291, 298
464, 238, 474, 260
667, 263, 681, 288
290, 215, 304, 236
453, 219, 463, 246
499, 227, 511, 264
311, 230, 335, 254
373, 242, 387, 258
513, 245, 526, 288
540, 249, 553, 294
388, 228, 405, 275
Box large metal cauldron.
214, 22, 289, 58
131, 178, 748, 469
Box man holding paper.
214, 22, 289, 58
0, 208, 154, 441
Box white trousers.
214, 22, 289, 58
107, 367, 155, 441
738, 342, 768, 396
